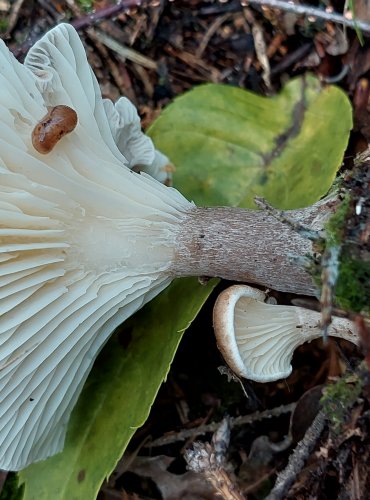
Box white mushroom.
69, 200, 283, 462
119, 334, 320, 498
0, 23, 193, 471
0, 24, 350, 471
213, 285, 358, 383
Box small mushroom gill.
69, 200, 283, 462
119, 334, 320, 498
214, 285, 358, 383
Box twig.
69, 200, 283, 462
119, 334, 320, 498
200, 1, 243, 15
11, 0, 146, 58
4, 0, 26, 36
71, 0, 143, 30
270, 42, 313, 76
254, 197, 323, 241
196, 13, 232, 58
145, 0, 165, 42
243, 468, 277, 495
266, 410, 327, 500
0, 471, 8, 497
244, 0, 370, 35
321, 64, 350, 84
243, 8, 271, 89
354, 316, 370, 371
85, 27, 138, 103
164, 45, 221, 83
320, 245, 341, 339
186, 442, 245, 499
184, 418, 245, 500
89, 28, 158, 70
145, 403, 296, 448
291, 298, 351, 319
36, 0, 63, 21
130, 63, 154, 97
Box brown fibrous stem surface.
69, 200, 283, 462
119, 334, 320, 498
172, 198, 337, 295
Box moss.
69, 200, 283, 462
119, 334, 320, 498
76, 0, 93, 11
335, 255, 370, 314
307, 194, 350, 291
320, 371, 363, 435
324, 194, 351, 247
313, 191, 370, 315
0, 18, 9, 33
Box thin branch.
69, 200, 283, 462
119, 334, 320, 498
90, 28, 158, 70
196, 13, 233, 58
145, 403, 296, 448
11, 0, 145, 58
4, 0, 27, 36
71, 0, 142, 30
320, 245, 341, 339
266, 410, 327, 500
254, 197, 324, 241
244, 0, 370, 35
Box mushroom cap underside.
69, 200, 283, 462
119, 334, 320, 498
0, 24, 192, 470
213, 285, 357, 383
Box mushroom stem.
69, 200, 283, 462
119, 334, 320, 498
172, 198, 334, 295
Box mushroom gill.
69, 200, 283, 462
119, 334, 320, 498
0, 23, 192, 471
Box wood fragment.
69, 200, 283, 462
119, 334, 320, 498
164, 45, 221, 82
245, 0, 370, 35
196, 13, 233, 58
3, 0, 26, 36
184, 418, 245, 500
131, 63, 154, 98
91, 28, 158, 70
242, 8, 271, 88
11, 0, 147, 58
71, 0, 143, 30
270, 42, 313, 76
145, 0, 165, 42
266, 411, 326, 500
86, 27, 137, 102
145, 403, 296, 448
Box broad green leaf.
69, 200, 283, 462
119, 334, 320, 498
148, 75, 352, 209
19, 278, 217, 500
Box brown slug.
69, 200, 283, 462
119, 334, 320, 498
32, 105, 78, 154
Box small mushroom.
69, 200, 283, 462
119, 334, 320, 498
213, 285, 358, 383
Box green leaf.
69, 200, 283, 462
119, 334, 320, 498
18, 278, 217, 500
148, 75, 352, 209
348, 0, 364, 46
0, 473, 24, 500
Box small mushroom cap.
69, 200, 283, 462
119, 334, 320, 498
0, 24, 193, 470
213, 285, 267, 379
103, 97, 155, 170
103, 98, 174, 184
213, 285, 357, 383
